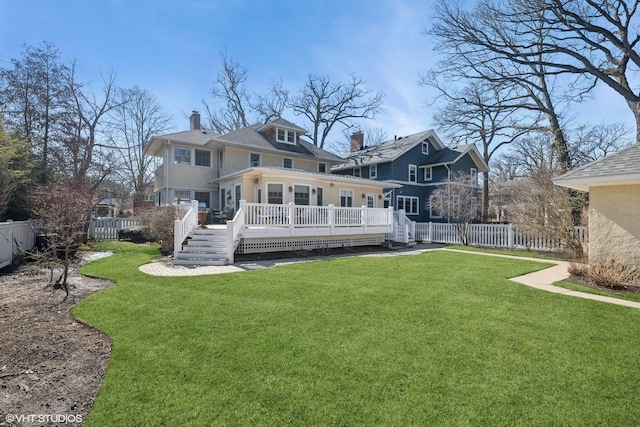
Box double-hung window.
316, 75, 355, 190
267, 183, 284, 204
250, 153, 261, 167
424, 167, 432, 181
174, 147, 191, 165
195, 149, 210, 167
283, 158, 293, 168
409, 164, 417, 183
276, 128, 296, 144
370, 164, 377, 179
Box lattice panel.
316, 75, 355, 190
237, 235, 385, 254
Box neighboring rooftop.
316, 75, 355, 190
554, 143, 640, 191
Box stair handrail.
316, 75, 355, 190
226, 200, 246, 264
174, 200, 199, 255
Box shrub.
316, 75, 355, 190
118, 226, 148, 244
139, 205, 182, 255
586, 257, 640, 290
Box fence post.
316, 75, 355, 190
508, 223, 514, 249
428, 222, 433, 243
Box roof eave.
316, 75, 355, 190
554, 173, 640, 192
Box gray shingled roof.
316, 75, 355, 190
332, 130, 443, 170
214, 123, 343, 161
554, 143, 640, 191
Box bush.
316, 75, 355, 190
118, 226, 148, 244
587, 257, 639, 290
139, 205, 182, 255
571, 256, 640, 291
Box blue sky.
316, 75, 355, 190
0, 0, 634, 146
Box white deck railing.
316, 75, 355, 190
174, 200, 199, 255
226, 202, 246, 264
240, 202, 394, 238
89, 217, 141, 240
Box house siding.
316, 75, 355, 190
589, 185, 640, 270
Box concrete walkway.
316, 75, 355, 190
138, 246, 640, 310
444, 249, 640, 310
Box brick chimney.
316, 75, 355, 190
350, 131, 364, 151
190, 111, 201, 130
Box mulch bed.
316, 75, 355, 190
0, 259, 113, 426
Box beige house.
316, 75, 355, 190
144, 113, 393, 212
143, 113, 401, 265
554, 143, 640, 269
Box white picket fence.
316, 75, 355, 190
0, 220, 36, 270
89, 217, 142, 241
415, 222, 587, 251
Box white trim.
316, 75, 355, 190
315, 186, 324, 206
249, 152, 261, 167
266, 182, 285, 204
293, 183, 311, 205
173, 146, 191, 165
424, 166, 432, 181
339, 188, 354, 207
397, 195, 419, 215
354, 167, 361, 177
370, 164, 377, 179
408, 164, 417, 183
276, 128, 297, 145
366, 193, 376, 208
422, 140, 429, 155
429, 194, 442, 219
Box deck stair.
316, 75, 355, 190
173, 227, 229, 266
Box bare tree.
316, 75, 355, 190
31, 184, 96, 301
289, 74, 384, 149
430, 171, 481, 245
202, 51, 252, 133
108, 86, 171, 212
427, 82, 537, 221
251, 78, 289, 123
426, 0, 599, 170
507, 166, 585, 259
58, 65, 123, 188
570, 122, 633, 167
0, 41, 70, 183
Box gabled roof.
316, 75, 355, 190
256, 117, 307, 134
554, 143, 640, 191
144, 118, 342, 162
419, 143, 489, 173
331, 130, 489, 173
332, 130, 445, 171
213, 123, 343, 162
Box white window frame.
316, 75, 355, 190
234, 184, 242, 211
283, 157, 293, 169
366, 194, 376, 208
397, 195, 419, 215
293, 184, 310, 205
174, 189, 191, 203
470, 167, 477, 180
276, 128, 296, 145
422, 141, 429, 155
267, 182, 285, 204
316, 186, 324, 206
409, 164, 417, 183
354, 167, 361, 178
249, 153, 261, 167
370, 164, 377, 179
318, 162, 327, 173
424, 166, 432, 181
340, 188, 354, 207
173, 146, 191, 165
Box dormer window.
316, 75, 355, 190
276, 128, 296, 144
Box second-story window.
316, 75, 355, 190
318, 163, 326, 173
195, 149, 211, 167
250, 153, 261, 167
422, 141, 429, 155
283, 158, 293, 169
354, 167, 361, 177
424, 167, 432, 181
370, 164, 377, 179
409, 164, 417, 182
276, 128, 296, 144
174, 147, 191, 165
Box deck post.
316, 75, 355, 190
328, 204, 334, 234
508, 223, 514, 249
361, 205, 367, 233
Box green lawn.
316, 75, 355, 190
446, 244, 568, 260
76, 242, 640, 426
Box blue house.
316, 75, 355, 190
332, 130, 488, 223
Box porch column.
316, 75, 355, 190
328, 204, 335, 234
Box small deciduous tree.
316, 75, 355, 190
31, 184, 95, 300
430, 171, 481, 245
507, 166, 585, 259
